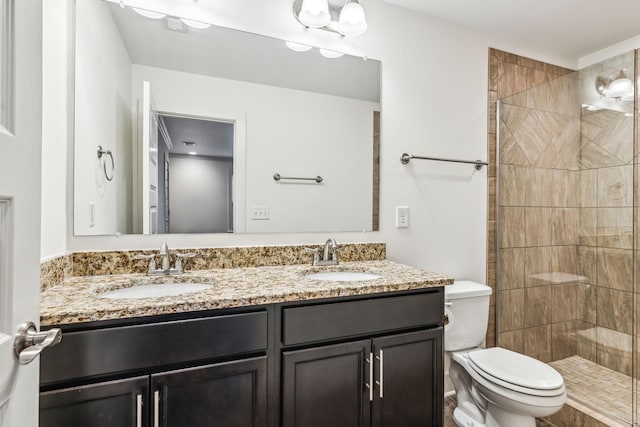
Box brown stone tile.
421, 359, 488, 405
596, 207, 633, 249
596, 327, 632, 376
578, 208, 597, 246
576, 284, 596, 324
548, 404, 584, 427
525, 208, 553, 246
575, 321, 597, 362
552, 284, 577, 323
550, 246, 578, 275
524, 325, 552, 362
488, 176, 496, 221
597, 165, 633, 208
525, 167, 553, 207
577, 246, 596, 284
551, 208, 579, 246
596, 287, 633, 334
596, 248, 633, 291
499, 164, 526, 206
579, 169, 598, 208
486, 305, 496, 347
498, 289, 524, 332
498, 61, 529, 99
525, 246, 552, 287
498, 248, 524, 290
552, 321, 577, 361
499, 207, 525, 248
525, 286, 552, 327
488, 52, 498, 92
498, 330, 524, 353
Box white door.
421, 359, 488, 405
0, 1, 59, 426
141, 81, 158, 234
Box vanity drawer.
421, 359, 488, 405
41, 311, 268, 386
281, 289, 443, 346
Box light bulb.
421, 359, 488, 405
180, 18, 211, 29
298, 0, 331, 28
319, 49, 344, 59
286, 41, 313, 52
132, 7, 166, 19
338, 0, 367, 36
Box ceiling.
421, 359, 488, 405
379, 0, 640, 59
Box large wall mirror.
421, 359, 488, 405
73, 0, 381, 236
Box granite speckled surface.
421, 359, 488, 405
40, 260, 452, 326
71, 243, 386, 276
40, 254, 72, 291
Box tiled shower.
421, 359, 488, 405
489, 49, 638, 425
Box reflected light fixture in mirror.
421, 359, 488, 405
285, 41, 313, 52
132, 7, 166, 19
606, 70, 633, 98
319, 49, 344, 59
293, 0, 367, 37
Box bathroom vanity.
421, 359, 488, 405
38, 260, 450, 427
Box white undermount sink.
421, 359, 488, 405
305, 271, 382, 282
99, 282, 212, 299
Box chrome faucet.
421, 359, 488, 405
133, 242, 196, 275
306, 238, 340, 266
159, 242, 171, 271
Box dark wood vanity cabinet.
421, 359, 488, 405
40, 288, 444, 427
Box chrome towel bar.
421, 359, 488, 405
400, 153, 488, 170
273, 173, 323, 183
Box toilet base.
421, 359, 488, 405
453, 407, 485, 427
485, 402, 536, 427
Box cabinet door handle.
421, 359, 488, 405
375, 350, 384, 399
365, 352, 373, 401
136, 394, 143, 427
154, 390, 160, 427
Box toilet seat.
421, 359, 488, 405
466, 348, 564, 397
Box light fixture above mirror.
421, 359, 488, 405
293, 0, 368, 37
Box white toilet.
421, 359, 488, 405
445, 281, 566, 427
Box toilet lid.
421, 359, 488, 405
468, 348, 564, 391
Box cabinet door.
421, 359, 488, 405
371, 329, 443, 427
151, 356, 267, 427
39, 376, 148, 427
282, 339, 372, 427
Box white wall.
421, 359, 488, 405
73, 0, 133, 235
41, 0, 70, 259
132, 65, 375, 233
42, 0, 580, 284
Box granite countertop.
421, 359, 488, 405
40, 260, 453, 326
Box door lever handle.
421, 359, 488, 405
13, 321, 62, 365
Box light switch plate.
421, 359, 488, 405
396, 206, 409, 228
89, 202, 96, 227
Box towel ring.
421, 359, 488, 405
97, 146, 115, 181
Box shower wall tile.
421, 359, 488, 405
498, 248, 524, 289
596, 207, 633, 249
525, 208, 553, 246
577, 246, 597, 285
498, 289, 524, 332
524, 246, 552, 287
596, 327, 632, 377
499, 207, 525, 248
579, 169, 598, 208
580, 137, 624, 169
488, 90, 497, 135
498, 165, 526, 206
596, 287, 633, 335
578, 208, 597, 246
524, 324, 553, 362
525, 286, 552, 327
576, 321, 597, 362
497, 61, 529, 99
498, 330, 524, 353
488, 176, 496, 221
487, 306, 496, 348
553, 169, 579, 207
597, 165, 633, 207
576, 283, 596, 324
551, 208, 579, 246
552, 321, 577, 361
551, 283, 578, 323
526, 168, 554, 207
596, 248, 633, 292
550, 245, 578, 275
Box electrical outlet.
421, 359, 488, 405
89, 202, 96, 227
396, 206, 409, 228
251, 206, 270, 220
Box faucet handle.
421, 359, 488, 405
174, 253, 196, 273
132, 254, 157, 273
304, 247, 320, 266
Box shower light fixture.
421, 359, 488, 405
132, 7, 166, 19
286, 41, 313, 52
596, 70, 634, 100
293, 0, 368, 37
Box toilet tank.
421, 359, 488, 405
444, 281, 492, 352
